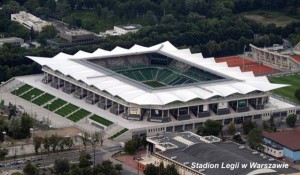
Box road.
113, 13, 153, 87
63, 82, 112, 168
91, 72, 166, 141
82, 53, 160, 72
1, 145, 138, 175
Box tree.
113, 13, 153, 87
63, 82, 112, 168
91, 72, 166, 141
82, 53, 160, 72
54, 158, 70, 175
81, 132, 90, 150
165, 164, 179, 175
8, 103, 17, 118
56, 0, 71, 18
242, 120, 256, 135
2, 1, 21, 16
295, 88, 300, 101
227, 122, 236, 135
38, 25, 57, 44
232, 134, 244, 144
49, 134, 59, 153
58, 136, 65, 151
79, 151, 92, 168
247, 128, 263, 150
144, 163, 157, 175
115, 164, 123, 174
101, 160, 118, 175
33, 136, 43, 154
197, 119, 223, 136
64, 137, 74, 150
0, 148, 8, 160
161, 14, 176, 24
23, 163, 37, 175
43, 136, 50, 155
286, 114, 297, 128
70, 164, 81, 175
124, 139, 138, 155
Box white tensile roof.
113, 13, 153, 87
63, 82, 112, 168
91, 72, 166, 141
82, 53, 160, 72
27, 41, 287, 106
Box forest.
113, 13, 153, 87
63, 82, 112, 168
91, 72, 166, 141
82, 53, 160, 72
0, 0, 299, 82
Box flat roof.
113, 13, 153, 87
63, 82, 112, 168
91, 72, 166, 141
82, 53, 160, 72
159, 142, 298, 175
0, 37, 23, 42
62, 29, 93, 36
117, 24, 141, 30
263, 128, 300, 151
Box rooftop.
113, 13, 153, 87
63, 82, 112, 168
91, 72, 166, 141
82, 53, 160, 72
27, 41, 288, 106
159, 142, 298, 175
62, 29, 93, 36
117, 24, 142, 30
263, 128, 300, 151
147, 132, 221, 151
0, 37, 23, 42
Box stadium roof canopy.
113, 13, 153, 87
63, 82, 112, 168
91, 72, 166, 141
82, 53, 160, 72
27, 41, 288, 106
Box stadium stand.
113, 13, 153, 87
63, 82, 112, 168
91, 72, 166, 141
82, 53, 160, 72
126, 55, 149, 67
184, 67, 222, 81
169, 60, 190, 72
106, 57, 127, 70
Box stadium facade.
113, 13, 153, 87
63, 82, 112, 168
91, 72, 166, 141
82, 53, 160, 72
250, 44, 300, 72
26, 41, 300, 139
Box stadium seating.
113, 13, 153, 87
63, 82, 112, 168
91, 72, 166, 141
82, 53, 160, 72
184, 67, 222, 81
106, 57, 127, 70
127, 55, 149, 67
169, 60, 190, 72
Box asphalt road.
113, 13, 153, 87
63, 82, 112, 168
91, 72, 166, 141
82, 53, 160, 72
1, 145, 138, 175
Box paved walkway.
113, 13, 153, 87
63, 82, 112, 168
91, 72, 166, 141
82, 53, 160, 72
12, 75, 168, 130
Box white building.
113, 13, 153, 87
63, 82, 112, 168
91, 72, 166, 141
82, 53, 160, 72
0, 37, 24, 47
105, 24, 141, 36
11, 11, 51, 32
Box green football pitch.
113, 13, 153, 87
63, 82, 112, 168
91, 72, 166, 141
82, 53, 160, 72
268, 74, 300, 104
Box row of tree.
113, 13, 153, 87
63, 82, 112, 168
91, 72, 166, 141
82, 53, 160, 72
23, 151, 123, 175
4, 0, 298, 20
33, 135, 74, 156
0, 103, 33, 140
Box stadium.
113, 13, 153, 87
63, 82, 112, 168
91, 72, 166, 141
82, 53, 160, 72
4, 41, 300, 140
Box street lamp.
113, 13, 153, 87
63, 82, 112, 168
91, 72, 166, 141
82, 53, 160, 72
2, 131, 6, 165
30, 95, 35, 117
2, 131, 6, 143
30, 128, 34, 139
47, 102, 52, 124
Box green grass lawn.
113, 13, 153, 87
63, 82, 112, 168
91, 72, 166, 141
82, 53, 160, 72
55, 103, 79, 117
45, 99, 67, 111
244, 10, 300, 27
109, 128, 129, 139
67, 109, 91, 122
143, 81, 166, 88
32, 93, 55, 106
90, 115, 113, 126
268, 74, 300, 104
11, 84, 32, 96
20, 88, 44, 101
